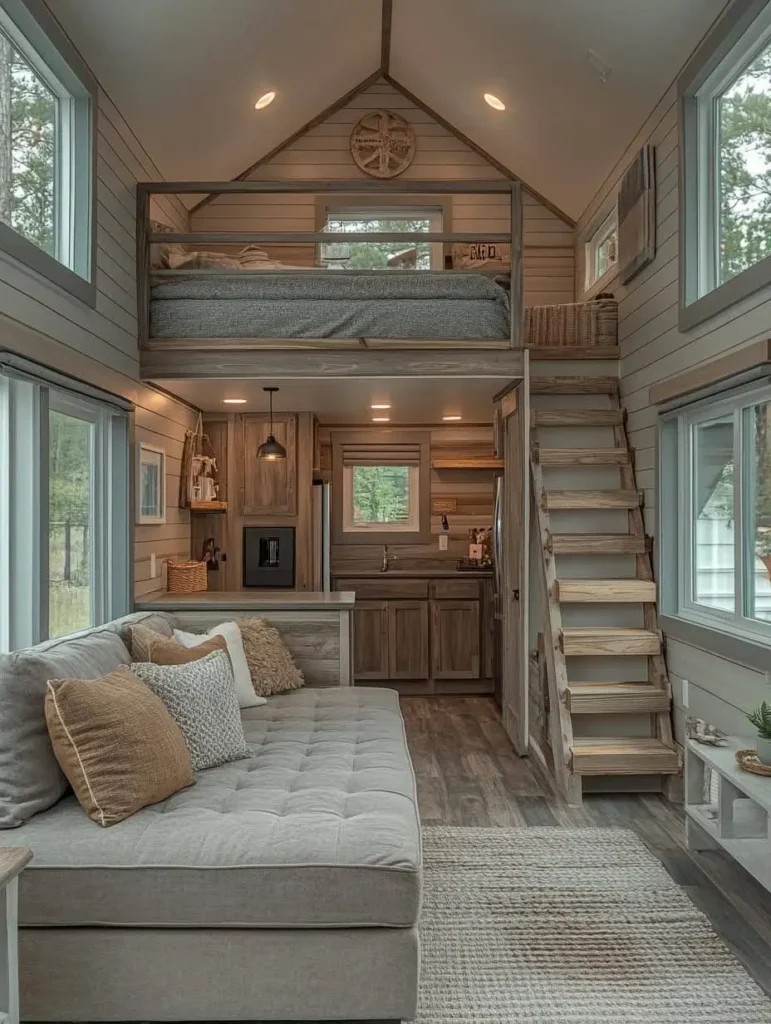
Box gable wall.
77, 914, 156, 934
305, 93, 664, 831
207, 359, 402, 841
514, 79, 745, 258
574, 81, 771, 748
0, 60, 198, 601
192, 79, 575, 307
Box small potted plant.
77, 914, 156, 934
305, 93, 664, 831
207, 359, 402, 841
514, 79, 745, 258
747, 702, 771, 766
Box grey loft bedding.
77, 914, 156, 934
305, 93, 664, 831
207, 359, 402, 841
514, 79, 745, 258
150, 271, 510, 339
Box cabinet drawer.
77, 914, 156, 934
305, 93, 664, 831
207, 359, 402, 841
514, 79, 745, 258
336, 578, 429, 600
429, 579, 480, 600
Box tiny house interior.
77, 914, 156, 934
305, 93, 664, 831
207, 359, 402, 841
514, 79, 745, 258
2, 1, 771, 1019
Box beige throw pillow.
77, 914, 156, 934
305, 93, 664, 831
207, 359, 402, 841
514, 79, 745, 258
45, 667, 194, 827
128, 624, 227, 665
239, 618, 304, 696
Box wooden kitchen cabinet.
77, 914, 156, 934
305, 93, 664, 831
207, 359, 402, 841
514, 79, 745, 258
388, 601, 429, 680
430, 600, 481, 680
238, 413, 297, 516
353, 601, 389, 679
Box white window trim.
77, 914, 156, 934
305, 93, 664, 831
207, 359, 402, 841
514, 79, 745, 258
679, 0, 771, 331
0, 0, 97, 306
659, 378, 771, 659
582, 202, 618, 298
0, 363, 129, 651
342, 463, 420, 533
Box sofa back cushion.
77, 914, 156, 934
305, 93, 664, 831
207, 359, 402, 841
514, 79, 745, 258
0, 611, 178, 830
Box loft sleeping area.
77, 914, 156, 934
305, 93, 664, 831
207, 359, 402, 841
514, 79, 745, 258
139, 180, 524, 349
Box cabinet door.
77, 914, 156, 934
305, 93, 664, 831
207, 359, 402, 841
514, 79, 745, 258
430, 600, 481, 680
239, 413, 297, 516
353, 601, 389, 679
388, 601, 429, 680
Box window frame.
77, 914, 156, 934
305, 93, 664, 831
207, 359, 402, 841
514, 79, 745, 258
679, 0, 771, 331
0, 0, 97, 306
658, 377, 771, 658
315, 195, 452, 271
331, 429, 432, 546
0, 363, 129, 651
582, 202, 618, 297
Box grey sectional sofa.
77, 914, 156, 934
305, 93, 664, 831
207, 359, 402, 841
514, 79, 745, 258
2, 612, 421, 1022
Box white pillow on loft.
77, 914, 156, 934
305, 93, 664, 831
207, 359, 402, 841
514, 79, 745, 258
173, 622, 266, 709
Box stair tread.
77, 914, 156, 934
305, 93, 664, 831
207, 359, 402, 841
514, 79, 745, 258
564, 627, 659, 637
527, 345, 620, 361
551, 534, 648, 554
531, 376, 619, 395
567, 682, 671, 714
562, 627, 662, 657
557, 579, 656, 602
571, 737, 679, 776
537, 447, 631, 466
532, 409, 624, 426
545, 489, 641, 509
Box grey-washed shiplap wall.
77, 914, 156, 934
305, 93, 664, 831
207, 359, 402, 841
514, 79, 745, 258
0, 26, 199, 601
574, 80, 771, 746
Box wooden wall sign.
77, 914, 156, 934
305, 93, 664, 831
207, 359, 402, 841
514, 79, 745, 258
350, 110, 416, 178
432, 498, 458, 515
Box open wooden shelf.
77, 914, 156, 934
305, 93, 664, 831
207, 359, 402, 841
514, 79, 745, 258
431, 457, 503, 470
190, 500, 228, 514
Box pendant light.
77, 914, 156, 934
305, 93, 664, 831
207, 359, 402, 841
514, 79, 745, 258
257, 386, 287, 461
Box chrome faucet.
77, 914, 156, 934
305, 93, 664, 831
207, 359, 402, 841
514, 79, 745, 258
380, 545, 390, 572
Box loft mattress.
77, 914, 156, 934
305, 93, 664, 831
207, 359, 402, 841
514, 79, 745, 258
150, 270, 510, 340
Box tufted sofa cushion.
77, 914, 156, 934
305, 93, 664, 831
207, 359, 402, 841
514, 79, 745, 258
17, 687, 422, 929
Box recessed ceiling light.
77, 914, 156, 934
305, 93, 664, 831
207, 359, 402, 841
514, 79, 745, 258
371, 403, 391, 410
442, 414, 463, 421
254, 91, 276, 110
223, 398, 247, 404
484, 93, 505, 111
372, 416, 390, 423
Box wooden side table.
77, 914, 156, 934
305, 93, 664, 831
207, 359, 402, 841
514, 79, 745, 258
0, 850, 32, 1024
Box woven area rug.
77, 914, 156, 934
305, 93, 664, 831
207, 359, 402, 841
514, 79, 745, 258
418, 826, 771, 1023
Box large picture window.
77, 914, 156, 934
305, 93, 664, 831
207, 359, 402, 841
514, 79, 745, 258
659, 381, 771, 648
0, 364, 129, 651
0, 0, 96, 303
680, 0, 771, 328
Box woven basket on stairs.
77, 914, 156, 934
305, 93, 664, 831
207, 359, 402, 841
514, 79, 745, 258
166, 560, 208, 594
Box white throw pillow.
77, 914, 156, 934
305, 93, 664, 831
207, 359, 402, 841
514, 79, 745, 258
173, 622, 266, 708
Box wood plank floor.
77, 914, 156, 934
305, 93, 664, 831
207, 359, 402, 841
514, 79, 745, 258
402, 696, 771, 999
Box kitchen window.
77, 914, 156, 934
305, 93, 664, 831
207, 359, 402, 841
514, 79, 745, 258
332, 430, 431, 545
584, 206, 618, 292
659, 380, 771, 649
0, 0, 96, 303
0, 361, 129, 651
680, 0, 771, 329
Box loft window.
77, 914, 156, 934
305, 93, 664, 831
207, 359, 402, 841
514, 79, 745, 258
680, 0, 771, 329
319, 206, 443, 270
0, 0, 96, 303
584, 206, 618, 292
658, 381, 771, 648
0, 364, 129, 651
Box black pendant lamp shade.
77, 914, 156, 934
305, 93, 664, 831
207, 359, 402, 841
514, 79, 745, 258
257, 387, 287, 460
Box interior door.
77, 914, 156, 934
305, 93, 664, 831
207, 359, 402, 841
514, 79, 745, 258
498, 369, 530, 754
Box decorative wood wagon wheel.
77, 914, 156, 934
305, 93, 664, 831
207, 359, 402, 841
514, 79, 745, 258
349, 110, 416, 179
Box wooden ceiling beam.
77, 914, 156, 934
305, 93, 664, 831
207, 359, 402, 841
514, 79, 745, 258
384, 73, 575, 227
381, 0, 393, 75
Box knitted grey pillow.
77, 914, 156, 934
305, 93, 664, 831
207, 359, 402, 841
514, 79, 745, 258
131, 651, 249, 772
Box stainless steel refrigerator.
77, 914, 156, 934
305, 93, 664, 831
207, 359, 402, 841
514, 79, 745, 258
492, 472, 504, 707
312, 480, 331, 592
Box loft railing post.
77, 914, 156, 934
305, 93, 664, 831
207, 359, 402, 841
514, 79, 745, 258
136, 184, 151, 349
510, 181, 524, 349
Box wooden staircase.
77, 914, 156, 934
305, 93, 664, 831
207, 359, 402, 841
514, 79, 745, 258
529, 366, 678, 804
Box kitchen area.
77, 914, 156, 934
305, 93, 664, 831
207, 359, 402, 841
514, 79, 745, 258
148, 376, 522, 704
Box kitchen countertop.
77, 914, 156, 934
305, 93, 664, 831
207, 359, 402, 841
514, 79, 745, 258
136, 590, 356, 611
332, 569, 494, 579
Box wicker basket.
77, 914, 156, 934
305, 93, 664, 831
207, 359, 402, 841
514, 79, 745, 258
166, 560, 208, 594
525, 297, 618, 348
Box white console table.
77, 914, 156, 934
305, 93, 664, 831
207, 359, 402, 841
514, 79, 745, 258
685, 737, 771, 893
0, 849, 31, 1024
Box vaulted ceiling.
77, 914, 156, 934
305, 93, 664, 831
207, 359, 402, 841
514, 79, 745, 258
51, 0, 729, 220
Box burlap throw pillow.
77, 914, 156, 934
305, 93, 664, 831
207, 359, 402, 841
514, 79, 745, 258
239, 618, 304, 696
128, 624, 227, 665
45, 666, 194, 827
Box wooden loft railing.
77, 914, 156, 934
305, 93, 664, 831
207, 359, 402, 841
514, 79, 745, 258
135, 179, 524, 353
